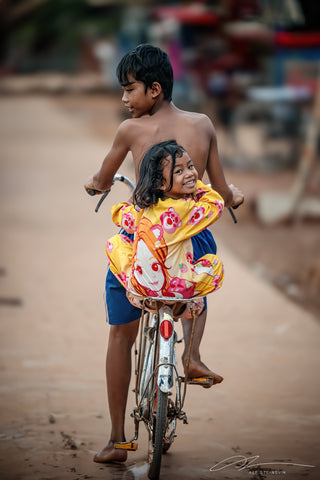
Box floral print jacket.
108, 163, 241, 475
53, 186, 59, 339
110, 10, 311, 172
106, 181, 225, 299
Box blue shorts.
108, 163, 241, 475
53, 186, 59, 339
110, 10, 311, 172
105, 228, 217, 325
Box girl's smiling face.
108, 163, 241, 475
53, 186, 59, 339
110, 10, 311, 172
160, 152, 198, 199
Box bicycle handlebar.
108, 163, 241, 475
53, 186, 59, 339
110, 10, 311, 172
87, 174, 135, 212
88, 174, 238, 222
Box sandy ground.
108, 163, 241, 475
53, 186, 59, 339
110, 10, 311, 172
1, 95, 320, 480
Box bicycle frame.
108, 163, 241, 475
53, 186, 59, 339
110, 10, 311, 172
157, 304, 177, 393
133, 306, 181, 435
130, 298, 201, 433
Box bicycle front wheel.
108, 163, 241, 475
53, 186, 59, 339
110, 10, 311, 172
148, 389, 168, 480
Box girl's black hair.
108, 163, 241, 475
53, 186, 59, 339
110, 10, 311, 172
116, 44, 173, 101
134, 140, 184, 208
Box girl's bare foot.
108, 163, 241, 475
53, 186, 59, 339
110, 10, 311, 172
183, 357, 223, 387
93, 440, 127, 463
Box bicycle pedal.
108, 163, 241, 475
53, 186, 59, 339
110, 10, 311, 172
114, 441, 138, 451
182, 376, 214, 386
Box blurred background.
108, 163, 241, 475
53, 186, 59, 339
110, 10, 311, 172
1, 0, 319, 317
0, 4, 319, 478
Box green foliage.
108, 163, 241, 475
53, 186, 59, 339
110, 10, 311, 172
6, 0, 121, 71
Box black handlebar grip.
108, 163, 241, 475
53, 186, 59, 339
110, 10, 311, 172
87, 188, 99, 196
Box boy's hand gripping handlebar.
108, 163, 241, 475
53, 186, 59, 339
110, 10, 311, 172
87, 174, 135, 213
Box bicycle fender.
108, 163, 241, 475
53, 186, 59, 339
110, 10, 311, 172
157, 306, 174, 393
158, 370, 173, 393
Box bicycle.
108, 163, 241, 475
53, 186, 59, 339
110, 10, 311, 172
88, 174, 236, 479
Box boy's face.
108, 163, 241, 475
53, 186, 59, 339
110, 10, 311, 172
121, 74, 155, 118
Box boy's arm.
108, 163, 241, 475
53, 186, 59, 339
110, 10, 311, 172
205, 118, 244, 208
84, 121, 131, 193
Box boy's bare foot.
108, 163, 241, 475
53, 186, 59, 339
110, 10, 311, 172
183, 357, 223, 387
93, 441, 127, 463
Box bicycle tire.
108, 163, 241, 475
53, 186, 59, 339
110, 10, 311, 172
162, 400, 176, 453
148, 389, 168, 480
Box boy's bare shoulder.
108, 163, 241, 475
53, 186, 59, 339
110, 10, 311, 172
177, 108, 208, 119
118, 109, 213, 131
115, 118, 144, 144
115, 109, 216, 152
115, 117, 158, 155
117, 115, 163, 139
117, 118, 135, 133
176, 108, 214, 131
117, 116, 153, 133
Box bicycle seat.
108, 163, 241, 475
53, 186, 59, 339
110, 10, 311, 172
126, 291, 204, 319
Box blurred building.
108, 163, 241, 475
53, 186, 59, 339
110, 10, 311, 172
1, 1, 319, 169
1, 1, 319, 81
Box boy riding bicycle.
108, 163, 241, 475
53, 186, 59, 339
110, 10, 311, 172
85, 44, 244, 463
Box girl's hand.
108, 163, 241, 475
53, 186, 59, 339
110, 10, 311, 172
229, 184, 244, 209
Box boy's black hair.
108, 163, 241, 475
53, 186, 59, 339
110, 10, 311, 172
133, 139, 184, 208
116, 44, 173, 101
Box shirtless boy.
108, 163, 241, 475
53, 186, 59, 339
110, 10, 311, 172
85, 44, 244, 463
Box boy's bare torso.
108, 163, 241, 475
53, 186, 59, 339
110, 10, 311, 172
89, 100, 233, 205
123, 104, 212, 181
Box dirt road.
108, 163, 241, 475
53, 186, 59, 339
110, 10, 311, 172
0, 96, 319, 480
